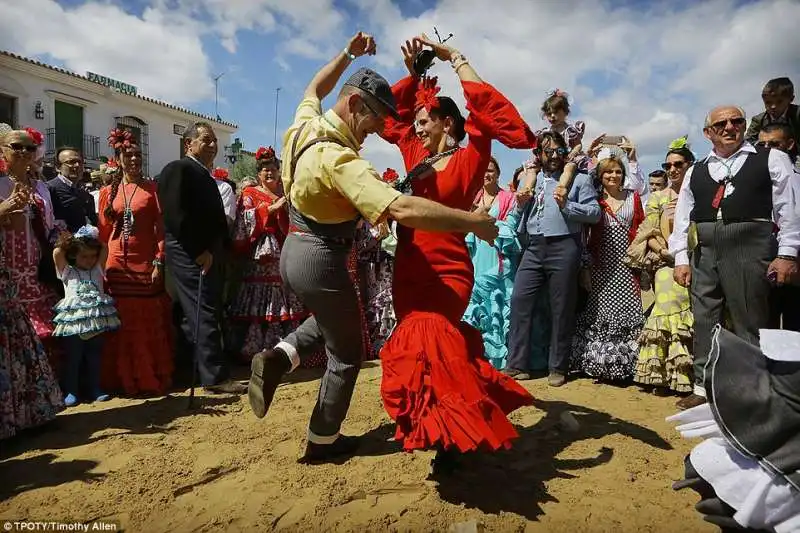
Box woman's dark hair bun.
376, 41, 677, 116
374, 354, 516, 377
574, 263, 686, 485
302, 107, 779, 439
431, 96, 467, 142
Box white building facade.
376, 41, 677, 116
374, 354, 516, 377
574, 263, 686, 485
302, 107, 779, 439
0, 51, 238, 176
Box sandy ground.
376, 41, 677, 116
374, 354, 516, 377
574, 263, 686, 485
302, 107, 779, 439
1, 355, 713, 533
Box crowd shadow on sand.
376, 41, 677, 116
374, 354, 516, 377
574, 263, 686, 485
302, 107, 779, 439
0, 394, 240, 499
351, 397, 672, 521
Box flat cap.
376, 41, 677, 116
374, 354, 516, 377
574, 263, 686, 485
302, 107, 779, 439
343, 67, 400, 120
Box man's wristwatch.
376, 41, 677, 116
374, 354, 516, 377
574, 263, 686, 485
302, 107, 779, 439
343, 48, 356, 61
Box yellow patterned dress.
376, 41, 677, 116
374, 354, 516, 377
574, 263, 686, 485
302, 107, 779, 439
634, 189, 693, 392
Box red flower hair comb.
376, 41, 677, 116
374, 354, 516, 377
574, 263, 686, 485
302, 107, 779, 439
107, 127, 135, 150
212, 167, 229, 180
255, 146, 276, 161
24, 127, 44, 146
415, 76, 441, 113
382, 168, 399, 183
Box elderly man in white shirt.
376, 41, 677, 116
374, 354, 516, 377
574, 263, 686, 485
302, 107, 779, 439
668, 105, 799, 410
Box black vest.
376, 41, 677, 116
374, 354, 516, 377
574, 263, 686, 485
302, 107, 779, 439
690, 147, 772, 223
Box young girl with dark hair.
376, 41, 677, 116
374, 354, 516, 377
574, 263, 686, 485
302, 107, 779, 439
52, 225, 120, 406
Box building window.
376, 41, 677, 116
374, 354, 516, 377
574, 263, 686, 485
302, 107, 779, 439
54, 100, 84, 151
115, 116, 149, 177
0, 94, 16, 127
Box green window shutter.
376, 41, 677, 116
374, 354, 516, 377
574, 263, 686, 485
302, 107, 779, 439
54, 101, 84, 151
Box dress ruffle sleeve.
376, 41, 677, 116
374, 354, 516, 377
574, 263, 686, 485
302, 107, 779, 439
462, 81, 537, 152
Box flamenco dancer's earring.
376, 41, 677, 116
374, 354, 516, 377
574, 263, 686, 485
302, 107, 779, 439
445, 135, 456, 148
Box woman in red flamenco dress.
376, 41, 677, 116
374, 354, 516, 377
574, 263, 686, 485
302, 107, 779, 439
379, 35, 537, 475
98, 128, 173, 395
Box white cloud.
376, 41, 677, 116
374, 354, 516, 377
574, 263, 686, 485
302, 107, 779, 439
346, 0, 800, 178
0, 0, 215, 104
2, 0, 797, 180
0, 0, 348, 107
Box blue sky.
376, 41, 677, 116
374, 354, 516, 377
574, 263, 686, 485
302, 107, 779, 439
2, 0, 798, 185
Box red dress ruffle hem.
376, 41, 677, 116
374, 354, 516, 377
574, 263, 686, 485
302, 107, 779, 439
378, 76, 538, 453
98, 182, 174, 395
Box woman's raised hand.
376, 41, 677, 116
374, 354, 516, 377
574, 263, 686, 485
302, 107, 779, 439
417, 33, 456, 62
401, 38, 425, 76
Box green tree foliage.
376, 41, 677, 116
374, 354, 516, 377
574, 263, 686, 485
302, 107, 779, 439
230, 154, 257, 184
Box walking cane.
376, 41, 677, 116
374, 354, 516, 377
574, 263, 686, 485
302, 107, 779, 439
188, 270, 204, 409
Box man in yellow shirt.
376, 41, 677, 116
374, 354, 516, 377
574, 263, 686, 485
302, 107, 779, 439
248, 31, 499, 463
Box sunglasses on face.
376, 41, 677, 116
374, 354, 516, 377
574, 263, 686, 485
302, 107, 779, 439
661, 161, 686, 170
708, 117, 746, 131
755, 140, 782, 149
4, 143, 37, 153
542, 147, 569, 157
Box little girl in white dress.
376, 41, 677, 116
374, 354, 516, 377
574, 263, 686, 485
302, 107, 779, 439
52, 225, 120, 406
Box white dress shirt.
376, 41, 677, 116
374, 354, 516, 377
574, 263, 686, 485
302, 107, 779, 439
668, 143, 799, 266
216, 179, 236, 228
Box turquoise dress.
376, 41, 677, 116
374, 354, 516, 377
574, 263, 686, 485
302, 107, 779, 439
463, 198, 550, 370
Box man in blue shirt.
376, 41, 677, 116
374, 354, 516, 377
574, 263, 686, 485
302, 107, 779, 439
504, 131, 601, 387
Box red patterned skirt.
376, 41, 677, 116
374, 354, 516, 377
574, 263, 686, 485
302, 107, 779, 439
101, 267, 174, 395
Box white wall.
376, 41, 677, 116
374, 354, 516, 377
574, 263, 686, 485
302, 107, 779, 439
0, 59, 236, 177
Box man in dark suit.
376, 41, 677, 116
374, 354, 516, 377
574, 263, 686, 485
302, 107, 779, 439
157, 122, 246, 395
47, 147, 97, 232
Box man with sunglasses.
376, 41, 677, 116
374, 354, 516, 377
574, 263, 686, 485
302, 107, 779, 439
669, 105, 799, 409
505, 131, 601, 388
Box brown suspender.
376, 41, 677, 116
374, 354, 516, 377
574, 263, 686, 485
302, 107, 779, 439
286, 121, 345, 202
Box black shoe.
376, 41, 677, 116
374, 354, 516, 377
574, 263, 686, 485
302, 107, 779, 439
248, 348, 290, 419
203, 379, 247, 395
429, 448, 460, 478
298, 435, 360, 464
676, 393, 707, 410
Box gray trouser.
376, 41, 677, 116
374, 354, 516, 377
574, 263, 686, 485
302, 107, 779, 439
279, 232, 364, 441
691, 220, 776, 390
507, 234, 582, 374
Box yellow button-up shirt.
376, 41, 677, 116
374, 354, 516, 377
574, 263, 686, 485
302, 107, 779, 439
280, 95, 401, 225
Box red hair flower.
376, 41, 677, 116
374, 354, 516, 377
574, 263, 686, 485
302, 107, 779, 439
415, 76, 441, 113
382, 168, 399, 183
107, 127, 135, 150
24, 127, 44, 146
255, 146, 276, 162
212, 167, 229, 180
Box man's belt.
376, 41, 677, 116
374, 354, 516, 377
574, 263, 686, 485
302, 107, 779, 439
288, 224, 353, 246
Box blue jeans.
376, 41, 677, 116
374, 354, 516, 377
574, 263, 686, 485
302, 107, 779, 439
61, 334, 105, 397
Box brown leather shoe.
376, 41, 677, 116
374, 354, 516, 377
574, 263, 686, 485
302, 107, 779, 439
548, 372, 566, 387
298, 435, 360, 464
676, 393, 707, 410
203, 379, 247, 395
248, 348, 291, 419
502, 368, 532, 381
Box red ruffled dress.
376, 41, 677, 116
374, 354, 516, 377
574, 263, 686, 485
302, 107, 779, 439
379, 76, 537, 453
98, 181, 174, 395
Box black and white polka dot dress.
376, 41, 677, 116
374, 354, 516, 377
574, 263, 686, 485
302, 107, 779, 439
571, 191, 644, 381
